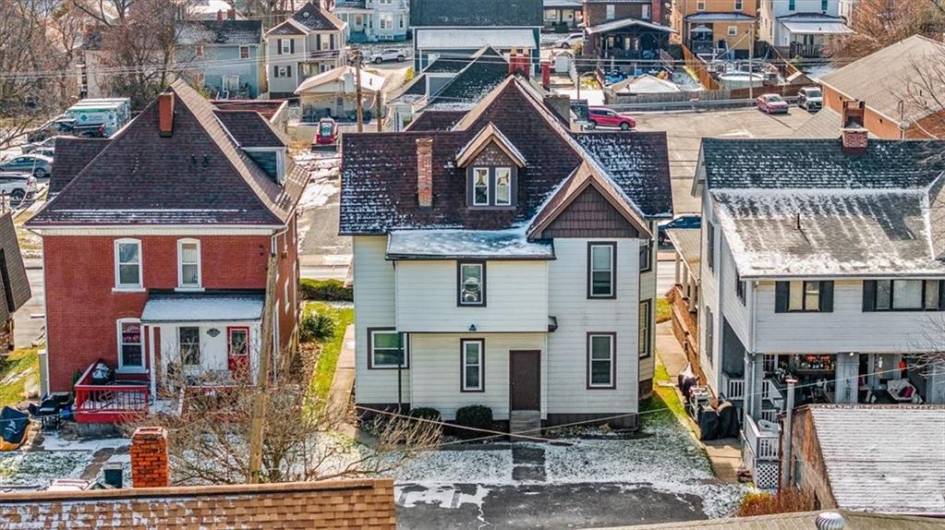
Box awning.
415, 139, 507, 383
140, 293, 264, 324
781, 20, 853, 35
416, 28, 537, 50
586, 17, 674, 36
387, 229, 555, 260
684, 13, 755, 22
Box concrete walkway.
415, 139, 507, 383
655, 321, 743, 483
328, 324, 356, 436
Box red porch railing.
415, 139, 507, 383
73, 362, 150, 424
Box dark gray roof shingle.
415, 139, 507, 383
410, 0, 542, 27
214, 110, 286, 148
177, 20, 263, 46
49, 137, 110, 194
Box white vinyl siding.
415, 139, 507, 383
637, 229, 657, 384
395, 260, 548, 333
353, 236, 408, 403
547, 238, 640, 414
157, 322, 261, 377
754, 280, 945, 354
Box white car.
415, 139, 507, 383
370, 48, 406, 64
556, 32, 584, 49
0, 172, 36, 205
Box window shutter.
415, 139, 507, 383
290, 38, 295, 54
862, 280, 876, 312
277, 38, 282, 55
287, 65, 292, 78
939, 281, 945, 311
819, 281, 834, 312
775, 281, 789, 313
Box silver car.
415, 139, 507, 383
0, 154, 52, 178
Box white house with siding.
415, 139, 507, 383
692, 102, 945, 488
757, 0, 853, 57
264, 1, 347, 98
340, 76, 673, 432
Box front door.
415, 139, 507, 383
227, 327, 250, 380
509, 350, 540, 411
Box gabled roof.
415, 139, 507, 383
805, 405, 945, 515
404, 110, 466, 132
295, 66, 385, 94
211, 99, 287, 120
177, 20, 262, 46
456, 122, 527, 167
213, 110, 286, 148
819, 35, 945, 125
586, 17, 674, 35
340, 76, 672, 235
0, 213, 31, 322
28, 80, 306, 228
266, 2, 345, 35
426, 48, 510, 110
410, 0, 542, 28
48, 137, 110, 194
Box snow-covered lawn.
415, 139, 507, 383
394, 413, 748, 519
0, 433, 128, 490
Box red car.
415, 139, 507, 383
756, 94, 789, 114
588, 106, 636, 130
313, 118, 338, 146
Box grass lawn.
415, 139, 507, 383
0, 347, 39, 407
656, 297, 672, 324
305, 302, 354, 400
640, 355, 687, 422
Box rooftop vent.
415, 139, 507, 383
815, 512, 846, 530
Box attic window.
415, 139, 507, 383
468, 167, 516, 208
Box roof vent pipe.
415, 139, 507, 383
815, 512, 846, 530
795, 213, 801, 231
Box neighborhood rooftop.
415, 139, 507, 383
177, 19, 263, 46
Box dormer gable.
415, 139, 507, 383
456, 122, 526, 169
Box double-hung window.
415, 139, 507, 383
495, 168, 512, 206
639, 239, 651, 272
177, 239, 201, 289
639, 300, 652, 358
461, 339, 484, 391
588, 242, 616, 298
588, 333, 615, 388
472, 168, 490, 206
458, 261, 485, 306
369, 329, 407, 368
706, 221, 715, 272
776, 281, 833, 313
117, 319, 143, 371
179, 327, 201, 366
864, 279, 944, 311
240, 46, 250, 59
114, 239, 142, 290
280, 38, 291, 55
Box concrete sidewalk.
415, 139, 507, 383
328, 324, 356, 436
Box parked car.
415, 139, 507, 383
556, 32, 584, 49
0, 172, 37, 205
658, 214, 701, 248
797, 86, 823, 112
27, 118, 106, 143
0, 154, 52, 178
756, 94, 789, 114
588, 107, 636, 130
30, 147, 56, 159
370, 48, 406, 64
312, 117, 338, 147
21, 135, 62, 154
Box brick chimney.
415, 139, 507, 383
227, 8, 236, 20
216, 9, 223, 21
541, 60, 551, 89
508, 52, 529, 78
651, 0, 662, 23
158, 93, 174, 137
840, 100, 868, 154
416, 137, 433, 208
130, 426, 170, 488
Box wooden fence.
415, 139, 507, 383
681, 44, 720, 90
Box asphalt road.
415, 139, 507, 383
635, 107, 814, 214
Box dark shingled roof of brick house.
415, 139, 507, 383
49, 137, 110, 194
28, 80, 306, 227
701, 138, 945, 190
214, 110, 286, 148
341, 77, 672, 234
427, 49, 510, 110
404, 110, 467, 132
411, 0, 543, 27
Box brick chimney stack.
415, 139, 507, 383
651, 0, 662, 23
130, 426, 170, 488
216, 9, 223, 21
841, 100, 868, 154
227, 8, 236, 20
416, 138, 434, 208
158, 93, 174, 137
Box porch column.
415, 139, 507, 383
928, 360, 945, 404
674, 252, 681, 286
686, 273, 696, 311
834, 353, 858, 404
148, 326, 157, 399
744, 352, 763, 421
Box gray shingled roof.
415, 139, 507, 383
177, 20, 262, 46
713, 189, 945, 278
49, 137, 110, 194
214, 110, 287, 148
809, 405, 945, 515
700, 138, 945, 190
410, 0, 542, 27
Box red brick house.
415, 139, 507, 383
26, 80, 306, 422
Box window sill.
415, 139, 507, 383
112, 287, 146, 293
368, 365, 410, 370
115, 367, 148, 375
587, 384, 616, 390
174, 287, 205, 293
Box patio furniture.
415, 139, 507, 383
27, 394, 71, 431
887, 378, 920, 403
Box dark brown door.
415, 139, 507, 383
509, 350, 540, 411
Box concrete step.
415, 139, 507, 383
509, 410, 542, 438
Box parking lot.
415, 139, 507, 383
636, 107, 814, 213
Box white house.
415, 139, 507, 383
334, 0, 410, 43
691, 101, 945, 488
340, 76, 673, 432
264, 1, 347, 98
758, 0, 853, 57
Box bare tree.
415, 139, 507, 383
135, 334, 440, 485
832, 0, 945, 60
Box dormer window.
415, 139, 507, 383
468, 166, 515, 208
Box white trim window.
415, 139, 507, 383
114, 239, 142, 290
177, 239, 202, 289
117, 319, 144, 371
179, 326, 201, 366
495, 167, 512, 206
472, 167, 490, 206
280, 39, 291, 55
370, 329, 408, 368
461, 339, 484, 391
589, 243, 615, 298
588, 333, 615, 388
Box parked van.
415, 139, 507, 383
798, 86, 823, 112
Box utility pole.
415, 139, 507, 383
352, 47, 364, 133
377, 91, 383, 133
248, 252, 279, 483
748, 23, 754, 102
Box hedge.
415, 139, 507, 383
300, 278, 353, 302
454, 405, 494, 439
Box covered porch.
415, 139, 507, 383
779, 15, 853, 58
72, 292, 264, 423
584, 18, 673, 67
666, 228, 701, 380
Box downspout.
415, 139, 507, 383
780, 376, 797, 491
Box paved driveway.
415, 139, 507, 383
635, 107, 813, 214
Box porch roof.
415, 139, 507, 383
586, 17, 674, 36
666, 228, 700, 281
386, 229, 554, 260
140, 293, 264, 323
781, 20, 853, 36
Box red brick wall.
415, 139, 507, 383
130, 426, 170, 488
0, 479, 395, 529
275, 215, 300, 355
43, 233, 278, 391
